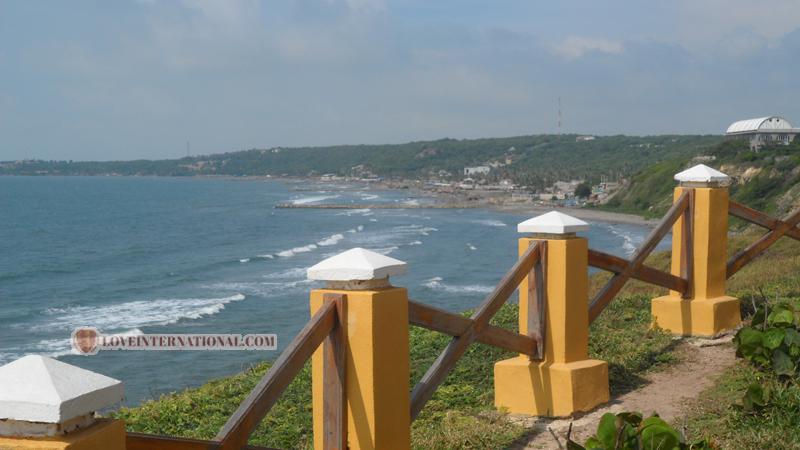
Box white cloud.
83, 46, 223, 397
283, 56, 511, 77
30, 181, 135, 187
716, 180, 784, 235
553, 36, 623, 60
674, 0, 800, 53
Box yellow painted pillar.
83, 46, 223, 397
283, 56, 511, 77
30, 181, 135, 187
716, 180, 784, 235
0, 355, 126, 450
652, 164, 741, 336
495, 212, 609, 417
308, 248, 410, 450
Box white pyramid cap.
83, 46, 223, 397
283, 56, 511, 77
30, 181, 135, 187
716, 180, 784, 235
517, 211, 589, 234
307, 247, 407, 281
0, 355, 123, 424
674, 164, 730, 184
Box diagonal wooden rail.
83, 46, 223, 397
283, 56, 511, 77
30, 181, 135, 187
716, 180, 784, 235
214, 298, 341, 450
588, 191, 690, 323
728, 200, 800, 242
409, 241, 542, 420
727, 204, 800, 278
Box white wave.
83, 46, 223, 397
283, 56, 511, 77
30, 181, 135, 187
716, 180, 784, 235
606, 225, 644, 257
360, 193, 379, 200
404, 199, 420, 206
239, 258, 250, 263
209, 279, 312, 296
291, 195, 340, 205
471, 219, 507, 227
27, 328, 146, 360
350, 224, 436, 247
256, 254, 275, 259
276, 244, 318, 258
36, 294, 246, 332
336, 208, 371, 216
409, 241, 422, 246
369, 218, 378, 222
264, 267, 308, 279
372, 246, 400, 255
422, 277, 493, 294
317, 233, 344, 246
346, 225, 365, 234
467, 243, 477, 250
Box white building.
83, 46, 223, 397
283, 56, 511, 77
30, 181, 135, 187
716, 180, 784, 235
464, 166, 491, 176
726, 116, 800, 150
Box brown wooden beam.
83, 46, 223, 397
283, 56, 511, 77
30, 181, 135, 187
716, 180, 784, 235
588, 192, 689, 323
527, 241, 547, 359
322, 294, 346, 450
729, 200, 800, 241
215, 300, 337, 450
409, 242, 542, 421
727, 208, 800, 278
407, 300, 538, 356
587, 249, 688, 294
680, 190, 694, 299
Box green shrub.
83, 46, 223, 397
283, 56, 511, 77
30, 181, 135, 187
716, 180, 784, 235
734, 302, 800, 378
568, 412, 713, 450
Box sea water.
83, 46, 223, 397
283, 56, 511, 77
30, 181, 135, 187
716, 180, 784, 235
0, 176, 668, 405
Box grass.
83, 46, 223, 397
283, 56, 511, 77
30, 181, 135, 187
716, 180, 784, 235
677, 232, 800, 449
682, 364, 800, 449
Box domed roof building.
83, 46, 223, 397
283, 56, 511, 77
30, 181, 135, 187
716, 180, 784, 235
725, 116, 799, 150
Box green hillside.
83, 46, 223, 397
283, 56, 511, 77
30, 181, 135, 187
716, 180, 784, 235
1, 134, 720, 191
604, 139, 800, 218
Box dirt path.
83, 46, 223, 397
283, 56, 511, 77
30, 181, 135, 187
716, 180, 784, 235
515, 338, 736, 449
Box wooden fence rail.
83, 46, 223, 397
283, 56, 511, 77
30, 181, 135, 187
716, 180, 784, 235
727, 204, 800, 278
588, 191, 690, 323
408, 300, 538, 356
409, 241, 542, 420
214, 296, 341, 450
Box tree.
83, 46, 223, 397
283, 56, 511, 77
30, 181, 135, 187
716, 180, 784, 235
574, 182, 592, 199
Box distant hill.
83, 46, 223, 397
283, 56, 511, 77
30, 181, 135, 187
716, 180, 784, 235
1, 134, 722, 191
604, 139, 800, 218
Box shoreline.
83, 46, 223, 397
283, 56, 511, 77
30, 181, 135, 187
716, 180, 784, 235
2, 173, 655, 227
274, 176, 657, 226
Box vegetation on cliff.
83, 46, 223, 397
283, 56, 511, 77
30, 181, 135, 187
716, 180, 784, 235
2, 134, 720, 192
605, 139, 800, 218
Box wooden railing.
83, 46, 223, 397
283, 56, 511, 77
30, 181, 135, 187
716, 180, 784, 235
588, 190, 693, 323
727, 201, 800, 277
408, 241, 545, 420
125, 191, 800, 449
127, 295, 346, 450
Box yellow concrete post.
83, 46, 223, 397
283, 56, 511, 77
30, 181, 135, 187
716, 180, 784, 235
495, 212, 609, 417
0, 355, 126, 450
651, 164, 741, 336
308, 248, 410, 450
0, 420, 126, 450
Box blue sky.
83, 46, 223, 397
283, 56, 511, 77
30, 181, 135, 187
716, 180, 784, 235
1, 0, 799, 161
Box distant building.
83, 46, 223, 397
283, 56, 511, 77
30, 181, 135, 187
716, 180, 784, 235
726, 116, 800, 150
464, 166, 491, 176
576, 135, 596, 142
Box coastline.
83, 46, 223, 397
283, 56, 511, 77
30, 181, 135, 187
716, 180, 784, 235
272, 175, 658, 227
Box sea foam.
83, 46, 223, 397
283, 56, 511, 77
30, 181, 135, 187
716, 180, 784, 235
36, 294, 246, 332
423, 277, 494, 294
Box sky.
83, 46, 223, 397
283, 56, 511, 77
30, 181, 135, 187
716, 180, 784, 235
1, 1, 800, 161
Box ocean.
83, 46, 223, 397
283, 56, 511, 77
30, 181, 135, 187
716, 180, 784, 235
0, 176, 668, 405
